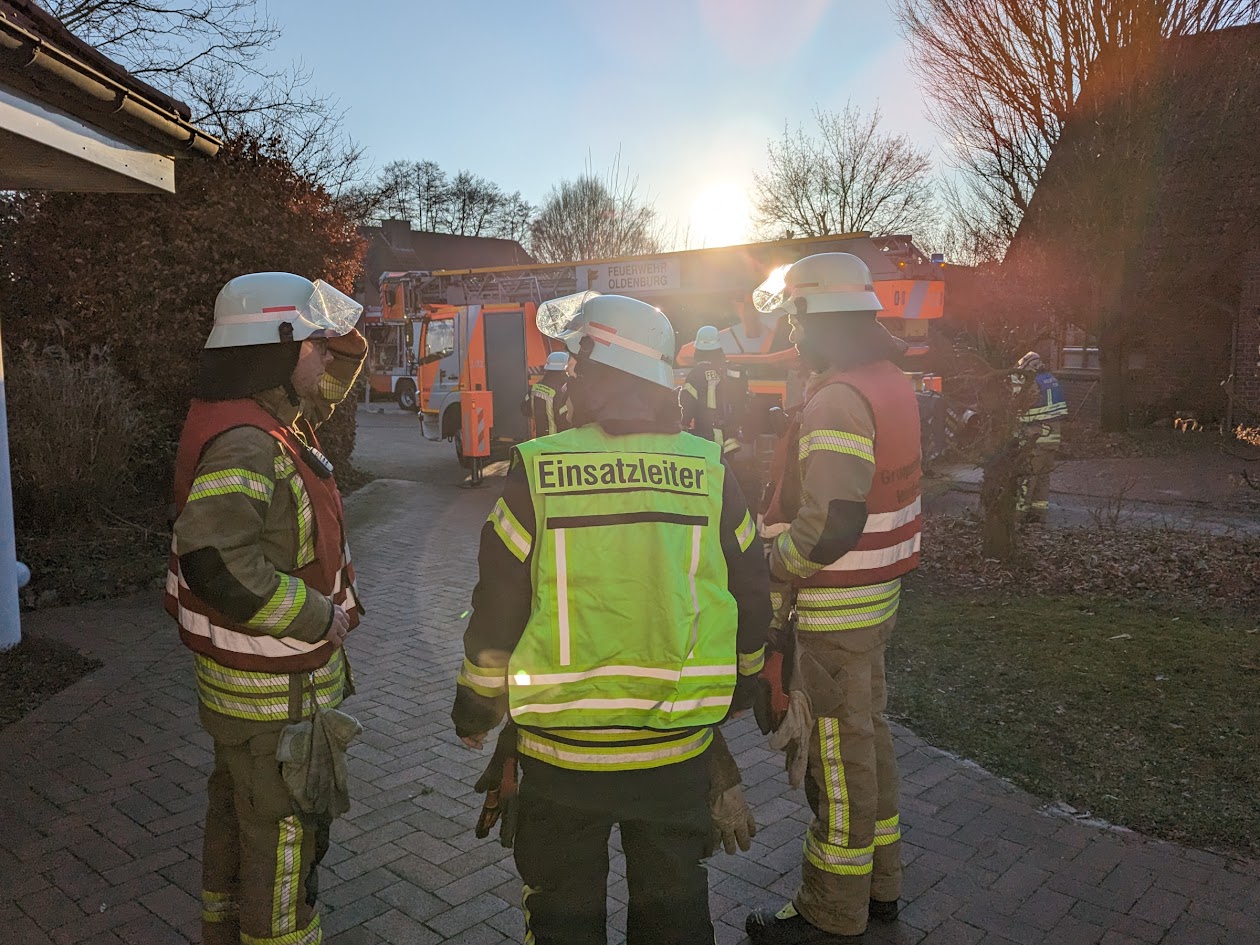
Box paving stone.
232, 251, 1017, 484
7, 475, 1260, 943
375, 879, 446, 922
19, 886, 88, 932
324, 867, 401, 909
112, 913, 189, 945
362, 908, 442, 944
425, 893, 510, 937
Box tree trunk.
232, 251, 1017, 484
1099, 317, 1129, 432
979, 437, 1033, 561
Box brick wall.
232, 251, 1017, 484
1235, 249, 1260, 424
1006, 27, 1260, 426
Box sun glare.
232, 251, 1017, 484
689, 182, 750, 249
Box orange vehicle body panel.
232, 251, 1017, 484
461, 391, 494, 458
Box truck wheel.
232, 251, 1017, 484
453, 430, 473, 469
396, 379, 418, 411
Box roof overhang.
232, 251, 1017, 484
0, 0, 220, 193
0, 79, 175, 191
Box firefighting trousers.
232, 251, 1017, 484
513, 756, 714, 945
200, 710, 330, 945
1017, 445, 1057, 516
794, 618, 902, 937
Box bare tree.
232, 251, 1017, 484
442, 172, 506, 237
530, 158, 665, 263
370, 161, 533, 240
376, 161, 451, 232
896, 0, 1260, 251
752, 102, 936, 240
42, 0, 368, 196
493, 193, 534, 244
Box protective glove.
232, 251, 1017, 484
497, 757, 519, 848
756, 649, 791, 734
473, 723, 519, 845
327, 328, 367, 357
751, 676, 775, 736
709, 784, 757, 855
768, 688, 813, 789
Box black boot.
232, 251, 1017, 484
745, 902, 864, 944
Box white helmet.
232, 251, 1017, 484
544, 351, 571, 372
205, 272, 363, 349
694, 325, 722, 351
538, 292, 675, 389
1017, 351, 1043, 372
753, 253, 882, 317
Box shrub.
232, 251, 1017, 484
7, 346, 144, 526
0, 135, 365, 444
319, 384, 360, 473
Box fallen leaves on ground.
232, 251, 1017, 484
918, 514, 1260, 612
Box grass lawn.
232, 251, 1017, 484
888, 586, 1260, 857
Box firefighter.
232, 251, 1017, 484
680, 324, 747, 455
527, 350, 575, 437
746, 254, 921, 944
452, 294, 772, 945
167, 272, 367, 945
1013, 351, 1068, 523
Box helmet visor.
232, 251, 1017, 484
537, 291, 601, 352
296, 281, 363, 340
752, 264, 792, 314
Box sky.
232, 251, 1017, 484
262, 0, 941, 248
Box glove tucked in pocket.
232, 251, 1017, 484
277, 706, 362, 819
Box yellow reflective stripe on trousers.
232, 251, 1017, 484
489, 497, 533, 562
875, 814, 901, 846
739, 645, 766, 676
516, 726, 713, 771
188, 467, 274, 504
241, 910, 321, 945
796, 580, 901, 632
523, 884, 539, 945
202, 889, 238, 924
735, 510, 756, 553
804, 834, 875, 875
458, 656, 508, 697
273, 815, 302, 934
194, 651, 345, 722
799, 429, 875, 464
820, 717, 849, 846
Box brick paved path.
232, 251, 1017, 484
2, 477, 1259, 944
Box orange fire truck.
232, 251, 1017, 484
378, 271, 561, 476
364, 273, 424, 408
391, 233, 950, 474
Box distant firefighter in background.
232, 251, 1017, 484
1012, 351, 1068, 523
680, 325, 747, 455
526, 350, 574, 438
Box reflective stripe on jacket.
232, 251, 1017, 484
166, 398, 361, 679
530, 373, 573, 437
1018, 371, 1067, 445
761, 362, 921, 629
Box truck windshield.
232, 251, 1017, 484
425, 319, 455, 359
